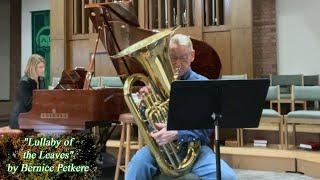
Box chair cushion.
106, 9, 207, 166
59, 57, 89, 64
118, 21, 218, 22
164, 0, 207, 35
262, 109, 280, 117
288, 110, 320, 119
153, 173, 200, 180
119, 113, 135, 124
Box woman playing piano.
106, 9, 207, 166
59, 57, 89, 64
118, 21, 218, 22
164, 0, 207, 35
9, 54, 46, 129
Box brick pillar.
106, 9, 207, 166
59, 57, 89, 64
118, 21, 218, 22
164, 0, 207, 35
253, 0, 277, 77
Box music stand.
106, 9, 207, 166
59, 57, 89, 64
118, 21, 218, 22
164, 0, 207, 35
167, 79, 269, 180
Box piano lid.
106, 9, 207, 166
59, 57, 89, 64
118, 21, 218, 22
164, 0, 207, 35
85, 2, 139, 27
86, 1, 222, 80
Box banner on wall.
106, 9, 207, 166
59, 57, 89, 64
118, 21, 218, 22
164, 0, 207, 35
31, 10, 50, 88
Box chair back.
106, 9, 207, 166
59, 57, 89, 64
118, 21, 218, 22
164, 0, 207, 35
293, 86, 320, 101
220, 74, 247, 80
90, 77, 101, 88
304, 75, 319, 86
101, 76, 123, 87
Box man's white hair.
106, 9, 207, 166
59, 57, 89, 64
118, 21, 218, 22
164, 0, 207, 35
169, 34, 193, 51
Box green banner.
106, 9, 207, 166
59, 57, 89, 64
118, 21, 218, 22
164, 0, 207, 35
32, 10, 50, 88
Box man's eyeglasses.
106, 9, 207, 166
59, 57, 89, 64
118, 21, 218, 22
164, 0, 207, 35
170, 53, 191, 61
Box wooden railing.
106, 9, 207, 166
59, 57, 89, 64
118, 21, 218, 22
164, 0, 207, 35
204, 0, 224, 26
141, 0, 225, 29
71, 0, 225, 35
72, 0, 89, 34
144, 0, 195, 29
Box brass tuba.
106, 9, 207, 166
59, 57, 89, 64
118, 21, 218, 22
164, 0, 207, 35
112, 27, 200, 177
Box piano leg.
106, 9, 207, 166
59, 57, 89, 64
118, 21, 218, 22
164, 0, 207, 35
86, 121, 119, 170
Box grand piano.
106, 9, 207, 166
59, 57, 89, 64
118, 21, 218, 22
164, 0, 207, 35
19, 1, 222, 133
19, 83, 127, 133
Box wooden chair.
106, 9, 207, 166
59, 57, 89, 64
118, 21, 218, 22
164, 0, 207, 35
221, 74, 248, 80
270, 74, 304, 113
304, 74, 320, 109
284, 85, 320, 149
114, 113, 143, 180
240, 85, 284, 149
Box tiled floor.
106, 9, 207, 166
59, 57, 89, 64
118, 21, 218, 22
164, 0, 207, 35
236, 169, 313, 180
96, 168, 314, 180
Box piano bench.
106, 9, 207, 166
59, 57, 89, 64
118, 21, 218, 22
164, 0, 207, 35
0, 126, 23, 136
115, 113, 144, 180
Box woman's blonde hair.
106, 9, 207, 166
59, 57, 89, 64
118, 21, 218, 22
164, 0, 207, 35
24, 54, 45, 80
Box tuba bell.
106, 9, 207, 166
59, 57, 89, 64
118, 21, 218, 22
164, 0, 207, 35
111, 27, 200, 177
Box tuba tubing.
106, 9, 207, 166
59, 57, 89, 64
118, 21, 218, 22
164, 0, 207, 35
112, 27, 200, 177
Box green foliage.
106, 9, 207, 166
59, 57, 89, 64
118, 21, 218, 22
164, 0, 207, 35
0, 132, 97, 179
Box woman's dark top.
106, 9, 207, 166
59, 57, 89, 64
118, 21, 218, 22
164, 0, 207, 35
9, 75, 45, 129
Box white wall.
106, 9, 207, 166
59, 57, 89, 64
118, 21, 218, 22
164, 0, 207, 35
277, 0, 320, 75
0, 0, 10, 100
21, 0, 50, 76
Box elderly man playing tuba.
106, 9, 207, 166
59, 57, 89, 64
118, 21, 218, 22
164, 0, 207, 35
125, 34, 237, 180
